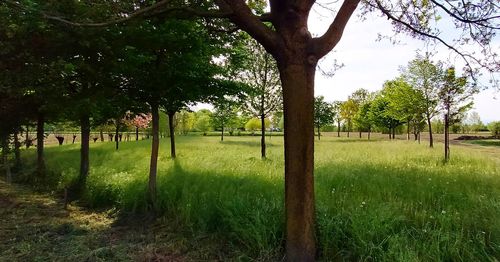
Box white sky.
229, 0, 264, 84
309, 6, 500, 123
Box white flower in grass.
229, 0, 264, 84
441, 210, 446, 214
331, 188, 336, 194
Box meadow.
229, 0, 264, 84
12, 135, 500, 261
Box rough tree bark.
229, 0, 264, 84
261, 113, 266, 158
148, 104, 160, 208
79, 115, 90, 184
168, 111, 176, 158
36, 112, 45, 177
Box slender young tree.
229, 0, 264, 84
402, 55, 443, 147
241, 38, 282, 158
439, 67, 475, 162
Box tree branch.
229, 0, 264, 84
214, 0, 281, 57
430, 0, 500, 30
311, 0, 361, 59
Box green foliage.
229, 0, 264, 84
488, 121, 500, 137
314, 96, 335, 130
245, 118, 270, 132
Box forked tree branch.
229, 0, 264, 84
311, 0, 361, 59
429, 0, 500, 30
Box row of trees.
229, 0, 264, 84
314, 55, 478, 162
0, 1, 285, 207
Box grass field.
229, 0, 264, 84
5, 135, 500, 261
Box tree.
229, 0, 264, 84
467, 111, 483, 133
313, 96, 334, 140
383, 78, 427, 141
369, 92, 404, 139
402, 55, 443, 147
353, 95, 375, 140
11, 0, 500, 259
241, 37, 281, 158
194, 110, 212, 135
332, 101, 343, 137
212, 98, 239, 141
350, 89, 370, 138
340, 99, 357, 138
488, 121, 500, 138
439, 67, 475, 162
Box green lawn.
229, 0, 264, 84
465, 139, 500, 147
12, 136, 500, 261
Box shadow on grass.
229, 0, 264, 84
219, 140, 279, 148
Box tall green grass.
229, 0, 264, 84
19, 136, 500, 260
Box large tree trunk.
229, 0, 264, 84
36, 112, 45, 177
79, 115, 90, 185
168, 112, 176, 159
280, 61, 316, 262
148, 104, 160, 208
427, 116, 434, 148
261, 114, 266, 158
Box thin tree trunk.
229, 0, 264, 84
2, 137, 11, 183
317, 124, 321, 140
115, 121, 119, 150
281, 62, 316, 261
135, 127, 139, 141
359, 130, 361, 138
79, 115, 90, 184
25, 126, 30, 149
444, 113, 450, 162
100, 130, 104, 142
36, 112, 45, 177
368, 128, 371, 140
392, 127, 396, 139
14, 130, 21, 171
221, 124, 224, 141
337, 121, 340, 137
406, 120, 410, 140
261, 114, 266, 158
427, 116, 434, 148
168, 112, 176, 159
148, 104, 160, 208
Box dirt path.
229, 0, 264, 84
0, 180, 233, 261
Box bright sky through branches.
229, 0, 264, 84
309, 7, 500, 123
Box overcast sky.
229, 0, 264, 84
309, 6, 500, 123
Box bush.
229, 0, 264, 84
488, 121, 500, 137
